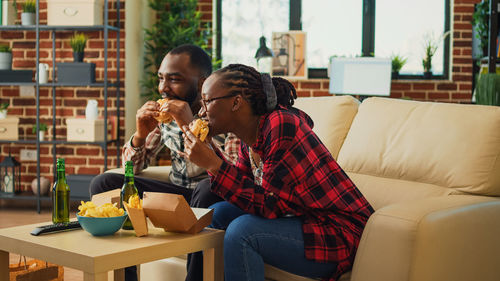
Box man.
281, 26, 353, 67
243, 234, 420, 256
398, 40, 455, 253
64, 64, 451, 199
89, 44, 238, 281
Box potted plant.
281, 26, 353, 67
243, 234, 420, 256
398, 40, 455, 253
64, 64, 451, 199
21, 0, 36, 26
421, 31, 449, 79
70, 33, 88, 62
32, 123, 48, 141
0, 44, 12, 70
0, 102, 9, 119
391, 54, 407, 79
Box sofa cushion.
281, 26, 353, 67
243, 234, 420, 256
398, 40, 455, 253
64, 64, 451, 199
294, 95, 360, 159
338, 97, 500, 208
106, 166, 171, 183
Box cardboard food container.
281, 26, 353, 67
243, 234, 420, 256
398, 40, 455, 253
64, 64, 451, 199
123, 204, 148, 237
91, 188, 121, 207
142, 192, 213, 234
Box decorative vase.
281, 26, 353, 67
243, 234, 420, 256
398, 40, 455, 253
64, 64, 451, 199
39, 131, 45, 141
0, 110, 7, 119
21, 12, 36, 26
85, 99, 99, 120
391, 71, 399, 80
423, 71, 432, 79
31, 177, 50, 196
0, 52, 12, 70
73, 52, 84, 62
38, 63, 49, 84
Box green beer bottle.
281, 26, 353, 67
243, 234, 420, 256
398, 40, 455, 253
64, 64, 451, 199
52, 158, 70, 224
121, 161, 138, 230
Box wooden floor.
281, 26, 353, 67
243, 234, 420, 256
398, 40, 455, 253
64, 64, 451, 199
0, 201, 83, 281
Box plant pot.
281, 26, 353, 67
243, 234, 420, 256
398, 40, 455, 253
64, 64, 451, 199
0, 52, 12, 70
73, 52, 84, 62
39, 131, 45, 141
391, 71, 399, 80
21, 12, 36, 26
0, 110, 7, 119
423, 71, 433, 79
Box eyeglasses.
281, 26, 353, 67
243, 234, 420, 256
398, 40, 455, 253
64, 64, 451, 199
201, 93, 239, 109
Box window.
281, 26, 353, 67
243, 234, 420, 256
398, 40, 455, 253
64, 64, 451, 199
302, 1, 362, 68
216, 0, 450, 79
218, 0, 289, 69
374, 0, 447, 75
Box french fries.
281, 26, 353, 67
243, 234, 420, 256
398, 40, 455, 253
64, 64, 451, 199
78, 201, 125, 217
124, 194, 143, 209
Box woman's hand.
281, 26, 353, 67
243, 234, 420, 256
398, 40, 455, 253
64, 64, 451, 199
181, 125, 223, 175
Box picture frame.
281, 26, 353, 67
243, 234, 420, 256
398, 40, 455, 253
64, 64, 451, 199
271, 31, 307, 79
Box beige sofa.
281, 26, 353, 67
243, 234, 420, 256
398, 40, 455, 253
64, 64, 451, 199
131, 96, 500, 281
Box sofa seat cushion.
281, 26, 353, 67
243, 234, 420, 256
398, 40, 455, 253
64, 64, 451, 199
338, 97, 500, 209
106, 165, 171, 183
294, 95, 360, 159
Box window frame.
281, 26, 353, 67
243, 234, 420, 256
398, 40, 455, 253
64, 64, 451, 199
216, 0, 451, 80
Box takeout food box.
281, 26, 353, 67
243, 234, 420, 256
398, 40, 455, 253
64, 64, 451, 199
91, 188, 120, 206
126, 192, 213, 236
124, 204, 148, 237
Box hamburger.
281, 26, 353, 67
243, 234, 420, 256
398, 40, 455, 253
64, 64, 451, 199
189, 119, 209, 142
154, 98, 173, 123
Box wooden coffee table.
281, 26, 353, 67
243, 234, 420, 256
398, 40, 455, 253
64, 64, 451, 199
0, 221, 224, 281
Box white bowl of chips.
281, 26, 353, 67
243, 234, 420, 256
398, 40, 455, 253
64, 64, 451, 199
77, 201, 127, 236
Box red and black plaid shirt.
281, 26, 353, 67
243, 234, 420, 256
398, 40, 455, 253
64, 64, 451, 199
211, 107, 374, 281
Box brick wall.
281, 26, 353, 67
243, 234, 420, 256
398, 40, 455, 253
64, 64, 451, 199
0, 0, 125, 191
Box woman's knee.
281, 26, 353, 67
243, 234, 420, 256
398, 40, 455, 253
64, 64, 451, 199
209, 201, 245, 230
224, 214, 260, 245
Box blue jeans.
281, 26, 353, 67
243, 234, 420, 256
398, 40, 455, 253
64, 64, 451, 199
209, 201, 337, 281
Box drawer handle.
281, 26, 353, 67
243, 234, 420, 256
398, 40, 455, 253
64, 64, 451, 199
0, 127, 6, 133
76, 128, 85, 134
63, 8, 79, 17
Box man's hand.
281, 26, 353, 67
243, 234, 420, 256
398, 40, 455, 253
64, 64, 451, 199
133, 101, 160, 147
159, 99, 194, 130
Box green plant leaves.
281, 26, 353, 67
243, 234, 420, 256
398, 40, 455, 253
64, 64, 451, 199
141, 0, 213, 101
475, 73, 500, 106
70, 33, 88, 53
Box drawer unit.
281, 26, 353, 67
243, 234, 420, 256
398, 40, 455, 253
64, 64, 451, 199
66, 118, 106, 142
0, 117, 19, 141
47, 0, 104, 26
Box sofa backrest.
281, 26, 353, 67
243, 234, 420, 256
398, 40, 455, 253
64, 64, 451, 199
294, 95, 360, 159
337, 97, 500, 210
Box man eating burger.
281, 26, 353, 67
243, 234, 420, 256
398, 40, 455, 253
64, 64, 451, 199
88, 44, 239, 281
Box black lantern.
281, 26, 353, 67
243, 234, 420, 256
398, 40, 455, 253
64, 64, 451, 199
0, 152, 21, 194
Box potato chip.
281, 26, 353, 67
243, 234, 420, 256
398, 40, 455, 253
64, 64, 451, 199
78, 200, 125, 217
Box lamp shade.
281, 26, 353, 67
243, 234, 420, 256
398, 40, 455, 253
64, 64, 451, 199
255, 36, 274, 61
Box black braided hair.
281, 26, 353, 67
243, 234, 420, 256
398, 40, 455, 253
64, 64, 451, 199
214, 64, 297, 115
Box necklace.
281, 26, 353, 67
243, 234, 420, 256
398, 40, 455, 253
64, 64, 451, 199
249, 148, 263, 185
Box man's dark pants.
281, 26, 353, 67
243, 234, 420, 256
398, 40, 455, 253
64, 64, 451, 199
89, 174, 222, 281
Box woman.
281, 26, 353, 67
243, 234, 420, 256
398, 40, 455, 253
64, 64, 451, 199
182, 64, 374, 281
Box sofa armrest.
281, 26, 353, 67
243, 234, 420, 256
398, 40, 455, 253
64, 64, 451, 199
106, 166, 172, 183
351, 195, 500, 281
